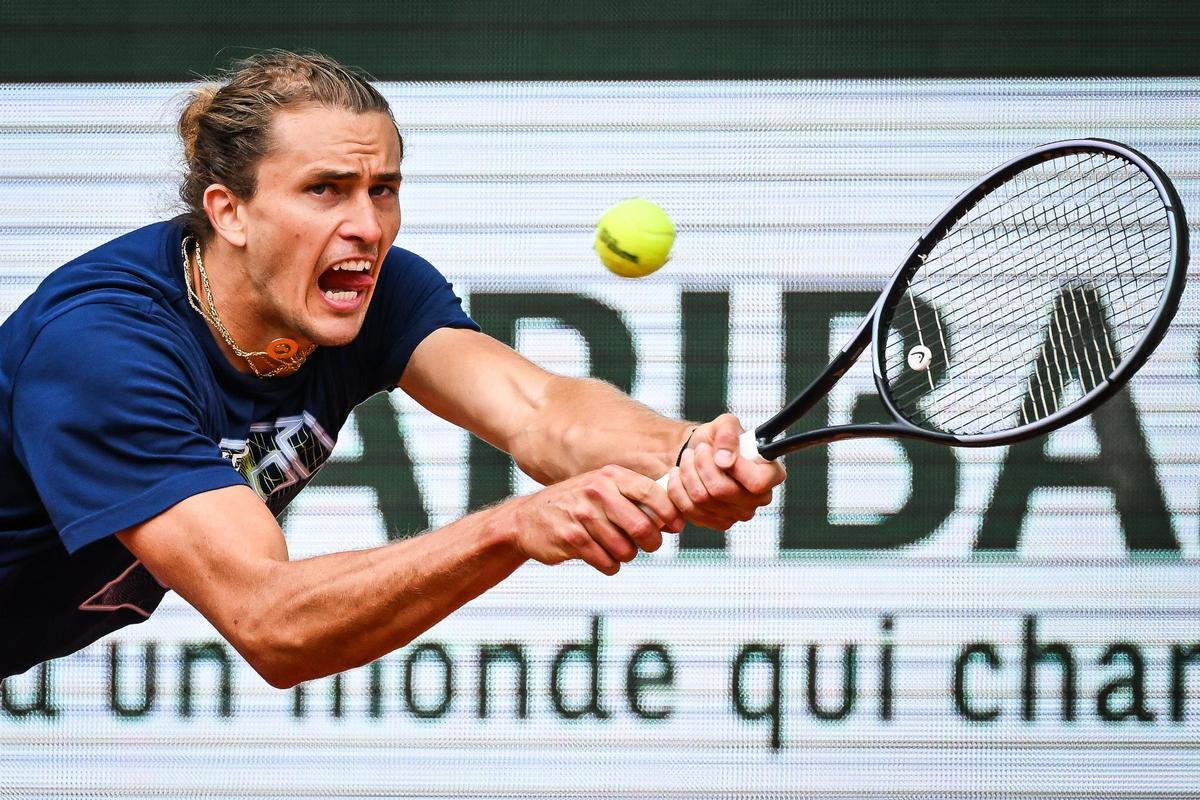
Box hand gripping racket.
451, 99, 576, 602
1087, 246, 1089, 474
729, 139, 1188, 464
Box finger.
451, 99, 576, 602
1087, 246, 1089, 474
600, 476, 672, 550
608, 503, 665, 553
675, 448, 741, 530
709, 414, 743, 469
612, 469, 683, 533
691, 441, 750, 505
564, 526, 621, 575
664, 466, 695, 523
675, 446, 712, 509
585, 508, 644, 564
726, 455, 788, 496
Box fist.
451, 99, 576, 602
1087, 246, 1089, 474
667, 413, 786, 531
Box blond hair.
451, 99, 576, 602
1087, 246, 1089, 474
178, 50, 400, 238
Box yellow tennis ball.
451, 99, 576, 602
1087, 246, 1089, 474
594, 198, 676, 278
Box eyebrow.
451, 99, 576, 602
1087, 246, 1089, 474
308, 169, 402, 183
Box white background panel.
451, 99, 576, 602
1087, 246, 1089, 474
1, 79, 1198, 797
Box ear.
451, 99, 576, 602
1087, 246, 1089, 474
203, 184, 247, 248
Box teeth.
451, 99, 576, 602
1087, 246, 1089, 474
331, 260, 371, 272
324, 290, 359, 302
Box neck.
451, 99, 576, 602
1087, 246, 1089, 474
183, 236, 314, 378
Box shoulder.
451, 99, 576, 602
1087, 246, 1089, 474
55, 219, 188, 303
2, 220, 196, 380
18, 297, 204, 400
365, 245, 475, 326
343, 246, 477, 394
2, 220, 188, 350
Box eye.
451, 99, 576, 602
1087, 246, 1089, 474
307, 183, 331, 196
370, 184, 399, 199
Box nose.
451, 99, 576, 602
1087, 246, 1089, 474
339, 192, 383, 245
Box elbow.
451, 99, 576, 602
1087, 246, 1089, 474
254, 659, 304, 691
233, 618, 418, 691
231, 617, 314, 690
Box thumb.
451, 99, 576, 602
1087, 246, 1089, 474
711, 415, 742, 469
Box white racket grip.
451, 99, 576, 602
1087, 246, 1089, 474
739, 428, 761, 460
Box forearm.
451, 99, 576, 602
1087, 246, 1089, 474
234, 506, 524, 687
509, 375, 693, 484
402, 331, 693, 485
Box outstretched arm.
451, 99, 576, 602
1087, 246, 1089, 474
118, 465, 681, 689
400, 327, 693, 483
400, 327, 784, 530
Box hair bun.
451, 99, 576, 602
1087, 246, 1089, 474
178, 85, 218, 163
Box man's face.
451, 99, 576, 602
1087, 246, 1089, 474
236, 104, 402, 348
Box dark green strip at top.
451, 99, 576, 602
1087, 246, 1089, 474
2, 0, 1198, 81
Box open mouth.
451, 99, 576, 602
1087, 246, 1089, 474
317, 259, 375, 304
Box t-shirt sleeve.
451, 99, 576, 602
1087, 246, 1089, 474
12, 299, 247, 554
356, 248, 479, 393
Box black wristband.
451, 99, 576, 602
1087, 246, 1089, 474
675, 428, 697, 467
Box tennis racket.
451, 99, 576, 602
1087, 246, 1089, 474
721, 139, 1188, 465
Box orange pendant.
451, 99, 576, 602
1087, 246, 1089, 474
268, 337, 299, 359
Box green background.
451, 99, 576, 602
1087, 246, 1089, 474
1, 0, 1197, 81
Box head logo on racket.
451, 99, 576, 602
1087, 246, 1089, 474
907, 345, 933, 372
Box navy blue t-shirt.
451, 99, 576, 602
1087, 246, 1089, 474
0, 219, 477, 678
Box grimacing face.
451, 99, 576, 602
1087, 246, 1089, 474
233, 104, 402, 349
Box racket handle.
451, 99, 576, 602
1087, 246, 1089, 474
739, 428, 761, 460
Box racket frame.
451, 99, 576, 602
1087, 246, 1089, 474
752, 139, 1189, 461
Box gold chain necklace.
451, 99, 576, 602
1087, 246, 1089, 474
181, 235, 315, 378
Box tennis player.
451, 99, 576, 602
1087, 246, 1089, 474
0, 52, 784, 686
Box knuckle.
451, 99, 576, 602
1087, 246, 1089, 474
599, 464, 623, 481
672, 492, 694, 513
712, 483, 738, 502
631, 519, 656, 540
563, 528, 590, 549
743, 480, 765, 496
590, 554, 618, 575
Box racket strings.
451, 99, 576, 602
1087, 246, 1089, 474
913, 168, 1161, 314
909, 323, 1146, 431
913, 230, 1167, 431
892, 211, 1167, 379
883, 150, 1172, 436
889, 189, 1167, 400
903, 318, 1152, 434
889, 191, 1169, 400
916, 158, 1169, 431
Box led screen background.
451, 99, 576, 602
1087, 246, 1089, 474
1, 2, 1199, 796
1, 77, 1197, 799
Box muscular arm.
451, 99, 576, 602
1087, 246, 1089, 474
118, 467, 680, 689
401, 327, 693, 484
118, 486, 523, 688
